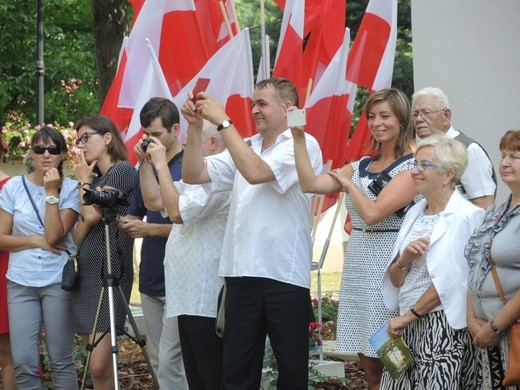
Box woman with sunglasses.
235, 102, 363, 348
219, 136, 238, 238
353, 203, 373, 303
380, 134, 484, 388
0, 126, 80, 389
71, 115, 136, 389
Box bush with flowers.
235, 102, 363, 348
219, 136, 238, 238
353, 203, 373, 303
1, 110, 79, 167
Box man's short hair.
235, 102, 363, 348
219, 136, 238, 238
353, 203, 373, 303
411, 87, 450, 110
255, 77, 299, 107
140, 97, 180, 131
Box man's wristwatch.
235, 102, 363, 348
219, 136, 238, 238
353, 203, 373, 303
45, 195, 60, 205
217, 119, 232, 131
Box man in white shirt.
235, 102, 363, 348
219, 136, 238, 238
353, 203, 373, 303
138, 120, 229, 389
182, 78, 323, 389
412, 87, 496, 209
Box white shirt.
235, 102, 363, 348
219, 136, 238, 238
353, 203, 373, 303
0, 176, 79, 287
445, 126, 496, 199
164, 181, 230, 318
206, 129, 323, 289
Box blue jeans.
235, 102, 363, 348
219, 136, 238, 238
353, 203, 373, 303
7, 280, 77, 390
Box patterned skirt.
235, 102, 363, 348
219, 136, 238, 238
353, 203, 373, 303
381, 310, 481, 389
481, 335, 520, 390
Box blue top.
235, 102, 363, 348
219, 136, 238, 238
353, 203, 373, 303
0, 175, 80, 287
128, 151, 183, 296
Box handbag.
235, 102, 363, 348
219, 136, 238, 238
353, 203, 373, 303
22, 176, 79, 291
61, 255, 79, 291
490, 254, 520, 386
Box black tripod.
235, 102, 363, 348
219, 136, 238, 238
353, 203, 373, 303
80, 208, 158, 390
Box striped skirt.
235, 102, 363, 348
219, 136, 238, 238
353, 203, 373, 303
381, 310, 481, 389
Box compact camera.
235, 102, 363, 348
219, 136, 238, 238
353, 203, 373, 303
141, 138, 153, 152
368, 172, 415, 218
83, 188, 121, 208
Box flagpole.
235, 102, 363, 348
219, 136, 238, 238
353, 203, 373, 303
229, 0, 240, 30
219, 1, 234, 38
260, 0, 269, 79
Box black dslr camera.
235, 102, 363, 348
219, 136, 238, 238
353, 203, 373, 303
141, 138, 153, 152
368, 172, 415, 218
83, 188, 121, 208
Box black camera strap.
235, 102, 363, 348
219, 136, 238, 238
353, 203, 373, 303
22, 175, 71, 256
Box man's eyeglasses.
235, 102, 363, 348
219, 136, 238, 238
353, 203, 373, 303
75, 132, 99, 147
411, 160, 440, 172
32, 145, 62, 155
412, 108, 445, 119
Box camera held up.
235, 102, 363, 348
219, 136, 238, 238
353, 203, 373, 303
141, 138, 153, 152
83, 188, 121, 208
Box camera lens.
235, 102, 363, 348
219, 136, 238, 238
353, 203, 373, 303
82, 188, 120, 208
141, 139, 152, 152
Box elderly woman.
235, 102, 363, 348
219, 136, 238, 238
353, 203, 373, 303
380, 134, 484, 389
466, 129, 520, 389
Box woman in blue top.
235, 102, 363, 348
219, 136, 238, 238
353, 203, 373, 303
0, 126, 80, 389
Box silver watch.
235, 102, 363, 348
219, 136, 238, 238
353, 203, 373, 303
45, 195, 60, 205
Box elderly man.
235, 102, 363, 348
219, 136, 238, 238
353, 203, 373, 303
412, 87, 496, 209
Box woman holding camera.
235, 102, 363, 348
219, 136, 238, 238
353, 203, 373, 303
292, 88, 418, 389
0, 126, 79, 389
71, 115, 136, 389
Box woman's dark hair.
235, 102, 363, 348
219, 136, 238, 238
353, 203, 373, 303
364, 88, 414, 158
31, 126, 68, 177
75, 116, 128, 174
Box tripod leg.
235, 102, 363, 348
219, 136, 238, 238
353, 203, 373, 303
106, 284, 120, 389
81, 286, 106, 390
118, 285, 159, 389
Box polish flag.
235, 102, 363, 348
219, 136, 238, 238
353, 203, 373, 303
172, 28, 255, 143
305, 29, 355, 169
124, 40, 174, 165
272, 0, 304, 101
99, 38, 132, 136
345, 0, 397, 161
194, 0, 239, 56
118, 0, 208, 108
128, 0, 146, 26
301, 0, 346, 96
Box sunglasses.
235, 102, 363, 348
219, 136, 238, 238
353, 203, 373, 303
32, 145, 62, 155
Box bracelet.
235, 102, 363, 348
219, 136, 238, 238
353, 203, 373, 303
410, 305, 423, 318
395, 259, 410, 271
489, 319, 506, 336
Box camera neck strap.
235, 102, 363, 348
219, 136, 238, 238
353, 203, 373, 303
22, 175, 71, 256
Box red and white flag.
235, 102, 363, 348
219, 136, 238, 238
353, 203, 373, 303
301, 0, 346, 97
272, 0, 304, 101
345, 0, 397, 161
124, 40, 174, 165
172, 28, 255, 143
99, 38, 133, 135
305, 29, 355, 169
119, 0, 208, 108
194, 0, 239, 56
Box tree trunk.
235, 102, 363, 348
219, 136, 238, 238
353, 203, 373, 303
91, 0, 130, 106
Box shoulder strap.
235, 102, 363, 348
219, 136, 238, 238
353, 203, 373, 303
489, 241, 508, 305
22, 176, 44, 226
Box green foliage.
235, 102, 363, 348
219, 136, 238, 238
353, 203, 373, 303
1, 110, 77, 165
0, 0, 99, 125
235, 0, 283, 78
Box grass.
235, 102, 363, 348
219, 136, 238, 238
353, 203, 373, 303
129, 271, 342, 306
